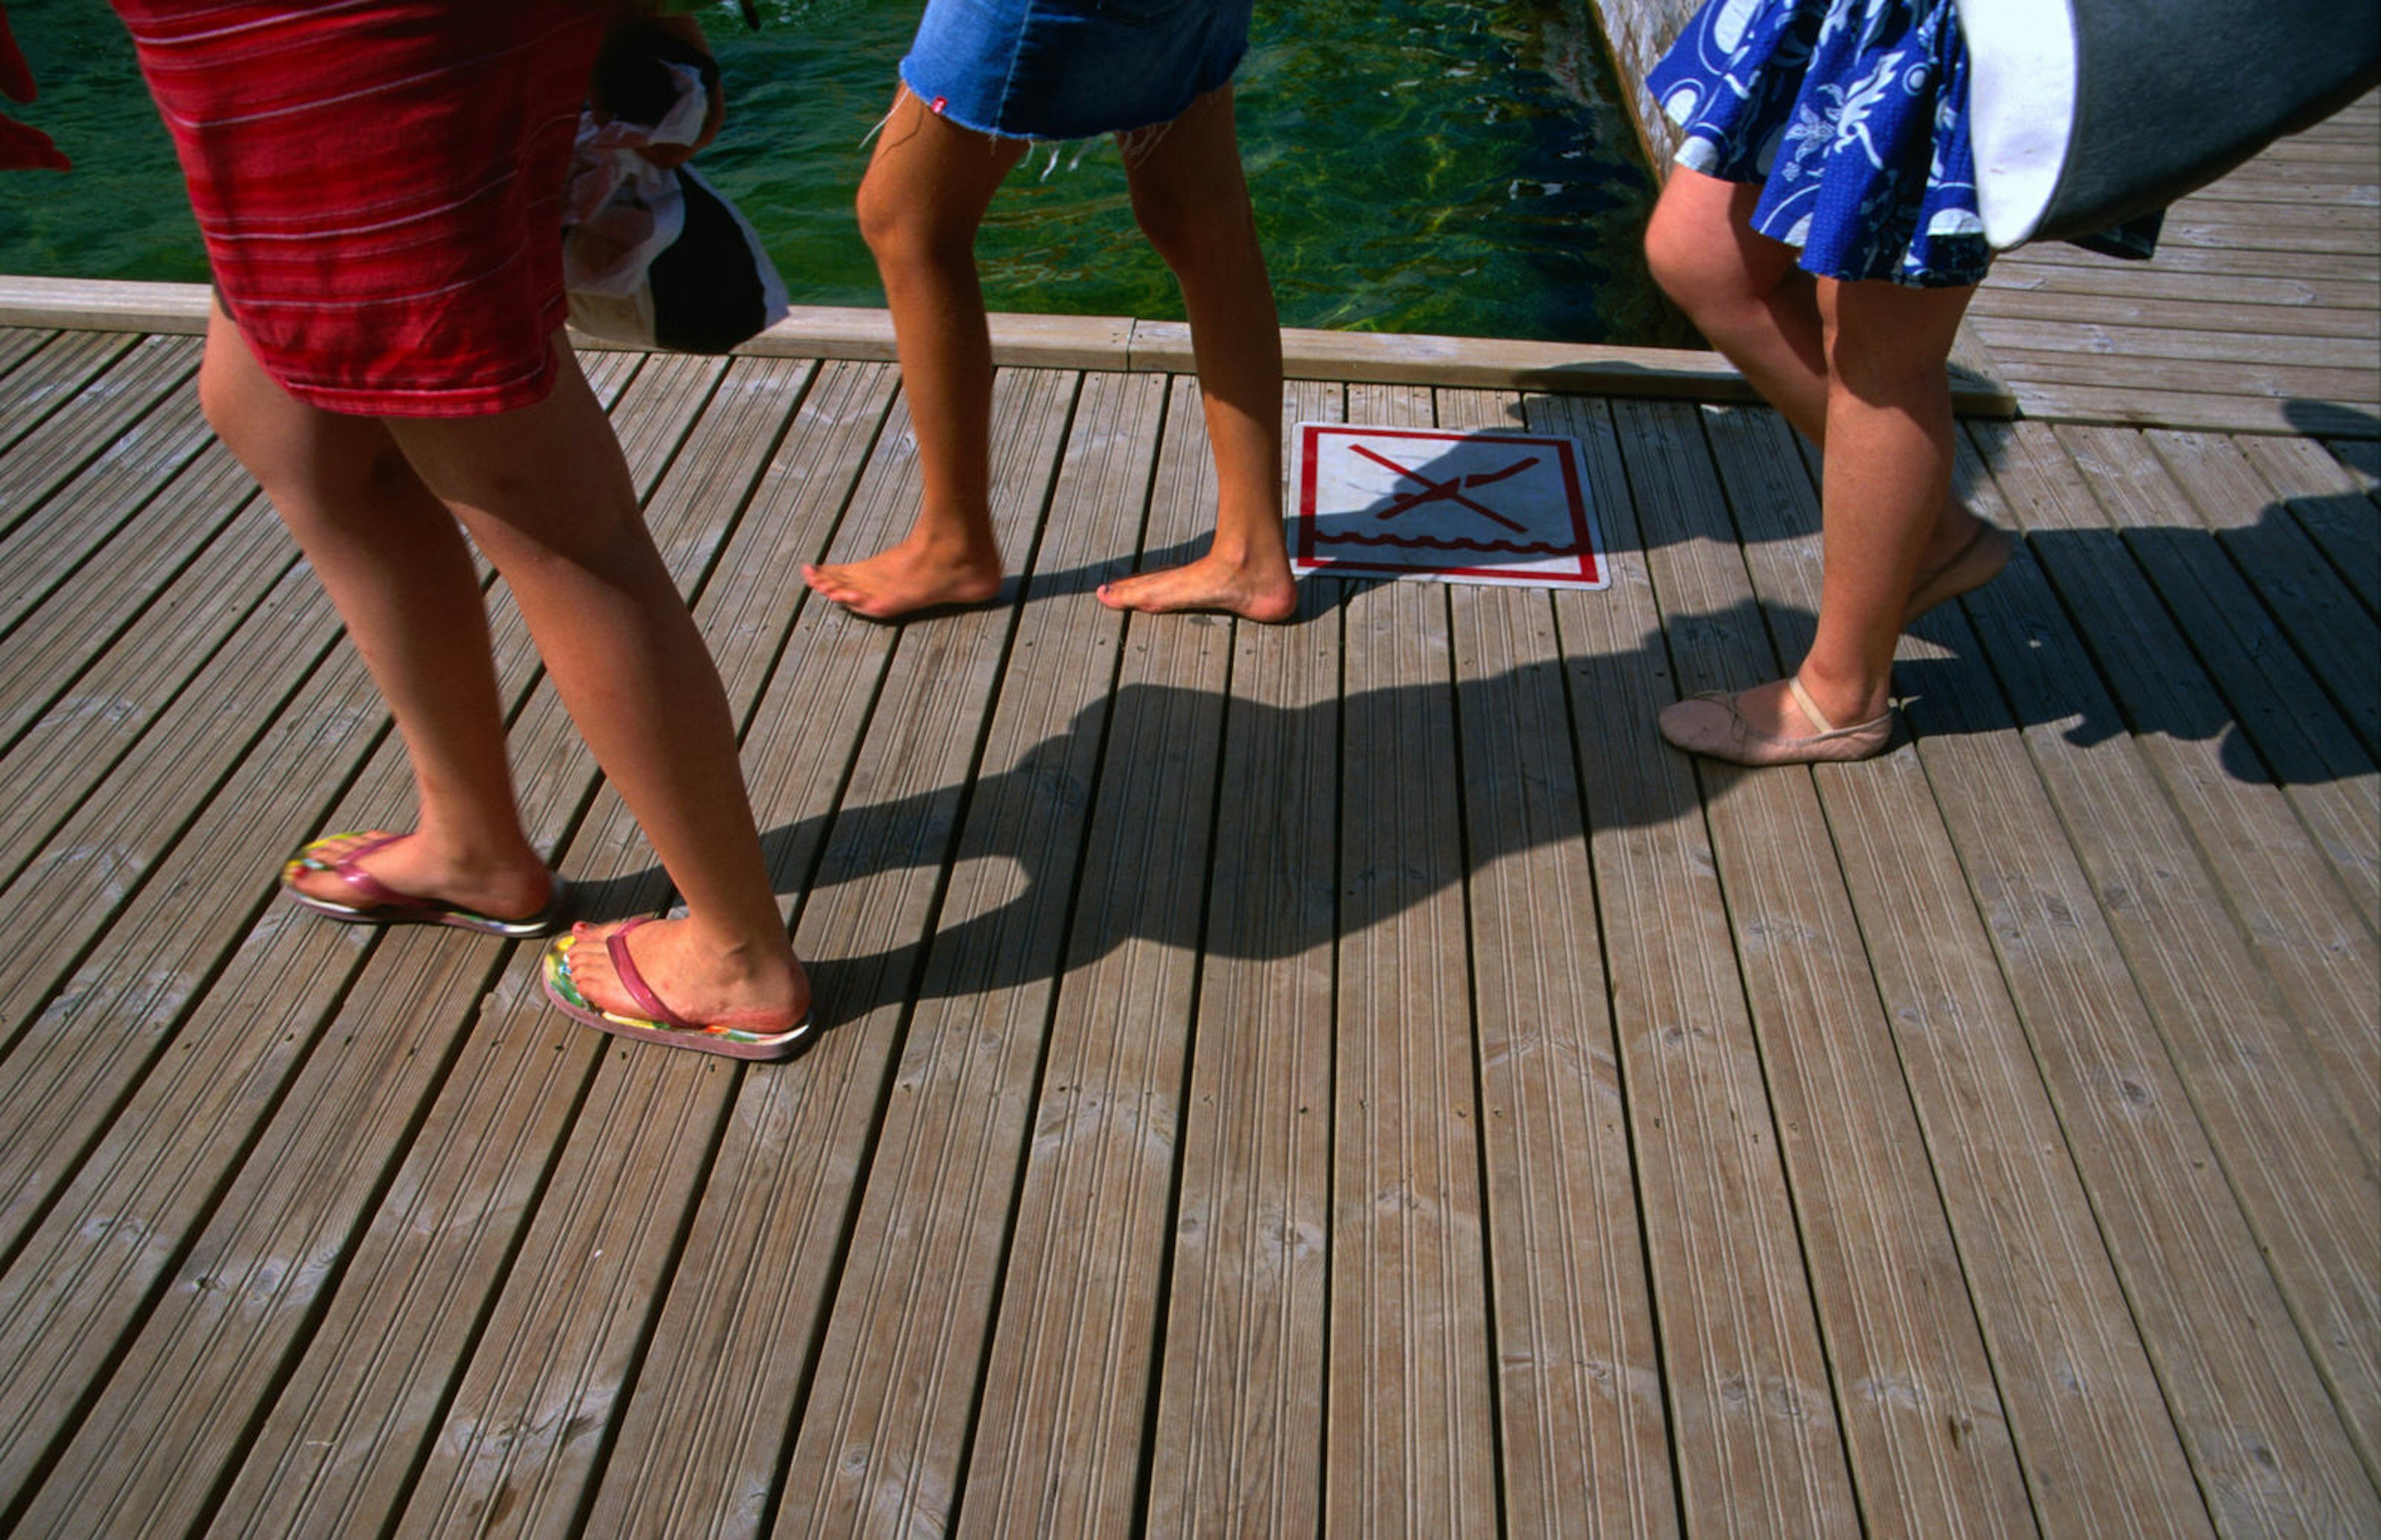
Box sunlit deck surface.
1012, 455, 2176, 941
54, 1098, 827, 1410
0, 100, 2373, 1539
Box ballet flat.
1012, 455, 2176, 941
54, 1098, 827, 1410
1657, 676, 1894, 766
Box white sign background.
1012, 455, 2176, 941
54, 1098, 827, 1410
1290, 423, 1607, 590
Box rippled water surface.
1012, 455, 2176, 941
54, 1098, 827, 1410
0, 0, 1692, 347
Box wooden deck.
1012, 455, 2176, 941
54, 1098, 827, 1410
0, 112, 2375, 1539
1967, 92, 2381, 437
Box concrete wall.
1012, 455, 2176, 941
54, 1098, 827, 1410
1586, 0, 1700, 174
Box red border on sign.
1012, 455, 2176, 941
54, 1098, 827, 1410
1294, 423, 1602, 586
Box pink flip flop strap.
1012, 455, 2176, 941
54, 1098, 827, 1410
328, 833, 415, 909
605, 918, 699, 1030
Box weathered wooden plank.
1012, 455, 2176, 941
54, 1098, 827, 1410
960, 376, 1233, 1538
2064, 425, 2380, 1161
2227, 433, 2381, 617
0, 548, 349, 1072
1135, 318, 1755, 402
2325, 437, 2380, 497
2168, 195, 2381, 230
1971, 278, 2381, 333
750, 370, 1159, 1539
0, 377, 229, 642
197, 360, 881, 1540
0, 327, 55, 382
1980, 260, 2378, 312
0, 462, 287, 890
1958, 421, 2381, 1521
1718, 410, 2212, 1536
1991, 419, 2381, 1453
1985, 349, 2379, 410
483, 368, 1071, 1540
0, 440, 265, 751
1965, 315, 2380, 371
2139, 430, 2381, 763
0, 329, 136, 457
1967, 289, 2377, 341
1685, 402, 2036, 1539
1903, 468, 2343, 1540
355, 366, 1071, 1540
2194, 170, 2380, 205
0, 350, 708, 1527
1448, 391, 1675, 1539
521, 364, 1016, 1540
0, 277, 212, 337
2201, 167, 2380, 200
1321, 382, 1496, 1536
2005, 383, 2379, 438
2233, 133, 2378, 165
1594, 397, 1860, 1534
0, 334, 195, 533
2156, 218, 2380, 258
1995, 240, 2381, 283
1145, 379, 1343, 1537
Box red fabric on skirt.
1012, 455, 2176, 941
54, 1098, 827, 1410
115, 1, 610, 417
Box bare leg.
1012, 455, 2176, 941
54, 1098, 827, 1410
1645, 165, 1829, 438
1094, 87, 1295, 622
801, 87, 1026, 620
198, 303, 554, 923
383, 337, 804, 1030
1646, 164, 1985, 575
1719, 275, 1978, 740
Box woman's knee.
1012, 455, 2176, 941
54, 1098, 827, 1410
195, 338, 278, 473
1643, 167, 1802, 332
855, 165, 975, 276
197, 341, 394, 516
1640, 191, 1704, 304
1130, 185, 1212, 273
1644, 193, 1758, 327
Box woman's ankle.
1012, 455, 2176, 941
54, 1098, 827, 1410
1793, 662, 1891, 727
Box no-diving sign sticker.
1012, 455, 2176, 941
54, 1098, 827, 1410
1291, 422, 1607, 590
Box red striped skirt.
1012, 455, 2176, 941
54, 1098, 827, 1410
115, 1, 610, 417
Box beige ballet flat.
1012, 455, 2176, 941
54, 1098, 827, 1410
1657, 676, 1894, 766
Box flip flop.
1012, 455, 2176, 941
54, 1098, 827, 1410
541, 918, 814, 1061
279, 831, 569, 939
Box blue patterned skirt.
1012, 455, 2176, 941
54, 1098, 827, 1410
1649, 0, 1990, 286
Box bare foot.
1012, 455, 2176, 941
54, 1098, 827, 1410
1904, 503, 2013, 627
1096, 549, 1298, 622
801, 526, 1003, 621
285, 830, 555, 923
1916, 502, 1989, 573
558, 916, 810, 1032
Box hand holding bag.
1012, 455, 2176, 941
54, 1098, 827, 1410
563, 15, 787, 353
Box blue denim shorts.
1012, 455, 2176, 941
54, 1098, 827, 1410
900, 0, 1253, 141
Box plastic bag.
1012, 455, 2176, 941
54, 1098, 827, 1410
562, 40, 786, 352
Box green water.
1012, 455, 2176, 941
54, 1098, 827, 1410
0, 0, 1694, 347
